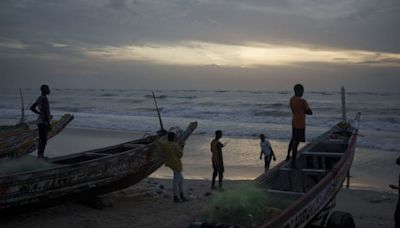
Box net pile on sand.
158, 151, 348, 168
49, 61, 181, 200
201, 184, 282, 227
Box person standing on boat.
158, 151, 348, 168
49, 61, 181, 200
286, 84, 312, 168
210, 130, 225, 190
259, 134, 276, 172
389, 155, 400, 228
160, 131, 187, 203
30, 84, 51, 159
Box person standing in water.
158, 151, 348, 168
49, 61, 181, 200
286, 84, 312, 168
259, 134, 276, 172
210, 130, 225, 190
30, 84, 51, 159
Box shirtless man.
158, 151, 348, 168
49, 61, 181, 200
30, 84, 51, 159
286, 84, 312, 168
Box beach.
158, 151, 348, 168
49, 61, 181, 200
1, 127, 398, 228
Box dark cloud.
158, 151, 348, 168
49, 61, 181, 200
0, 0, 399, 91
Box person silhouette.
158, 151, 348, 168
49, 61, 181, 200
286, 84, 312, 168
30, 84, 51, 159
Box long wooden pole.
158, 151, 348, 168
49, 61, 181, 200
18, 88, 25, 124
341, 86, 347, 123
152, 91, 165, 132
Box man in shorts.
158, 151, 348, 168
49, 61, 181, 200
286, 84, 312, 168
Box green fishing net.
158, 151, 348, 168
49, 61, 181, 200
201, 184, 282, 227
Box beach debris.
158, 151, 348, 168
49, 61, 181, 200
163, 194, 171, 199
78, 196, 113, 209
204, 192, 213, 197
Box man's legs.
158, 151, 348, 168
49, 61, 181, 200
286, 138, 293, 161
291, 140, 299, 168
211, 165, 218, 189
37, 124, 47, 158
218, 171, 224, 188
264, 155, 271, 172
173, 171, 180, 202
177, 172, 187, 201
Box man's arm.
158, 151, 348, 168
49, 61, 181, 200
270, 147, 276, 161
30, 102, 40, 115
389, 184, 399, 190
43, 98, 51, 126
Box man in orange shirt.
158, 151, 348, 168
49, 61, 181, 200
286, 84, 312, 168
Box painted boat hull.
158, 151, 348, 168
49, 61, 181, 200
0, 122, 197, 215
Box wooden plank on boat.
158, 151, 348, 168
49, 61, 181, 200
301, 169, 327, 174
302, 152, 343, 157
280, 167, 327, 173
267, 189, 305, 196
123, 143, 142, 149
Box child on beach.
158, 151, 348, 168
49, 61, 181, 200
259, 134, 276, 172
210, 130, 224, 190
30, 84, 52, 159
160, 132, 187, 203
286, 84, 312, 168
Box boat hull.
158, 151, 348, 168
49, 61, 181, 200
258, 120, 359, 228
0, 122, 197, 215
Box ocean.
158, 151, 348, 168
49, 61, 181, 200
0, 88, 399, 153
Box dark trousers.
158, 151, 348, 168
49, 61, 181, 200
37, 124, 48, 157
212, 164, 224, 188
264, 154, 272, 171
287, 138, 300, 168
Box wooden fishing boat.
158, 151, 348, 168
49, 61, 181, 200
190, 114, 360, 228
0, 121, 197, 215
255, 113, 360, 228
0, 114, 74, 158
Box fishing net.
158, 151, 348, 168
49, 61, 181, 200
201, 184, 282, 227
0, 156, 54, 175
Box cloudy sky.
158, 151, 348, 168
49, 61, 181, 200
1, 0, 399, 91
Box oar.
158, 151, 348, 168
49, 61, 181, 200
152, 91, 165, 134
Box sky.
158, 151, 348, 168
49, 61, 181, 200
0, 0, 400, 91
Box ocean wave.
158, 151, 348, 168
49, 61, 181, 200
144, 94, 168, 99
310, 91, 335, 96
119, 98, 144, 104
100, 93, 117, 97
254, 110, 289, 117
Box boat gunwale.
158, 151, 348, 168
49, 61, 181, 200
0, 137, 155, 180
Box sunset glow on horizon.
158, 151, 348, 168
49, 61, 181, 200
84, 41, 400, 68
